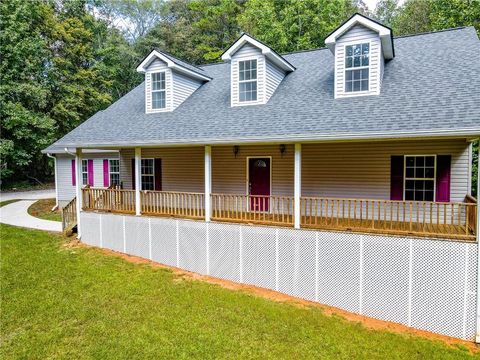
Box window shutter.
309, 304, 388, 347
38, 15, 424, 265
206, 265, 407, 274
131, 158, 136, 190
103, 160, 109, 187
436, 155, 451, 202
87, 159, 94, 186
390, 156, 404, 200
154, 158, 162, 191
71, 159, 76, 186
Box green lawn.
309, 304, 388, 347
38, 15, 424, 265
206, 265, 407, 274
27, 198, 62, 222
0, 199, 20, 207
1, 224, 478, 359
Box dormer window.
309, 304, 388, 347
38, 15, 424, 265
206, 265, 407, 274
151, 72, 166, 109
239, 59, 258, 102
345, 43, 369, 92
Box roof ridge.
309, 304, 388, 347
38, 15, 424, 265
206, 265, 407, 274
393, 26, 469, 39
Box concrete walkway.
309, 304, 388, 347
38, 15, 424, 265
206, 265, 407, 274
0, 190, 62, 232
0, 189, 56, 202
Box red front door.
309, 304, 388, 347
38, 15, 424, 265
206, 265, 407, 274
248, 158, 270, 211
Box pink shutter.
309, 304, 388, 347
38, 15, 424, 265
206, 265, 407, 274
71, 159, 76, 186
390, 156, 404, 200
87, 159, 94, 186
131, 158, 136, 190
436, 155, 451, 202
103, 159, 110, 187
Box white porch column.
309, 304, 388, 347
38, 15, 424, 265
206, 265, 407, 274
475, 140, 480, 343
134, 147, 142, 216
75, 148, 83, 238
294, 143, 302, 229
204, 145, 212, 222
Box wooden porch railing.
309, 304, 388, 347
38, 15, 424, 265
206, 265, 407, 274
465, 195, 477, 235
141, 191, 204, 219
82, 188, 136, 214
61, 197, 77, 232
301, 197, 477, 240
211, 193, 294, 225
79, 188, 477, 240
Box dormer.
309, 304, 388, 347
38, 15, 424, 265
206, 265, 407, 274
137, 50, 211, 114
325, 14, 394, 99
221, 34, 295, 107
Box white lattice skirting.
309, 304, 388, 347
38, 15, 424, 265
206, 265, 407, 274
80, 212, 477, 340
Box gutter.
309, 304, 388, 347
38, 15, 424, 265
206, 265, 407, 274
51, 128, 480, 150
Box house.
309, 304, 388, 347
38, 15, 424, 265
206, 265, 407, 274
43, 14, 480, 341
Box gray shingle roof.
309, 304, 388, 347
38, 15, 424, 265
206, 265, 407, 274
44, 27, 480, 152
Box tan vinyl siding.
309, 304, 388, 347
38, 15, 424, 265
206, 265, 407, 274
120, 147, 204, 192
56, 152, 119, 205
335, 24, 381, 98
212, 145, 294, 196
145, 58, 173, 113
265, 60, 285, 102
231, 43, 265, 106
172, 72, 203, 110
302, 139, 470, 202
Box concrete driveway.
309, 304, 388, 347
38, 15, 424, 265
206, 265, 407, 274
0, 189, 61, 232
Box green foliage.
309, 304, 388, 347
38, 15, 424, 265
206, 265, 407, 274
1, 223, 477, 359
0, 0, 137, 186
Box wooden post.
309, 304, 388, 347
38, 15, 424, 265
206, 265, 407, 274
75, 148, 83, 238
205, 145, 212, 222
135, 147, 142, 216
294, 143, 301, 229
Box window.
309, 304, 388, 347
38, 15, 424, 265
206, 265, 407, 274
109, 159, 120, 186
345, 43, 369, 92
239, 59, 257, 102
151, 72, 166, 109
141, 159, 154, 190
81, 159, 88, 186
404, 155, 436, 201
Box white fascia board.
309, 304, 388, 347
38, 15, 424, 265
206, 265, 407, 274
325, 14, 393, 59
137, 50, 211, 82
57, 128, 480, 149
222, 34, 295, 72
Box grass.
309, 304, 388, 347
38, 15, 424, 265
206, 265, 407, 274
27, 198, 62, 222
1, 224, 478, 360
0, 199, 20, 207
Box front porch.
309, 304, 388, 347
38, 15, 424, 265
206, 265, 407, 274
80, 188, 477, 240
71, 139, 478, 241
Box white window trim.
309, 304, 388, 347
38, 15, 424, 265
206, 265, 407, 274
238, 58, 259, 103
141, 158, 155, 191
81, 159, 89, 186
403, 154, 437, 202
344, 41, 371, 95
108, 158, 120, 187
231, 55, 265, 107
151, 71, 167, 110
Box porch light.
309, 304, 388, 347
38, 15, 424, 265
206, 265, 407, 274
279, 144, 286, 157
233, 145, 239, 158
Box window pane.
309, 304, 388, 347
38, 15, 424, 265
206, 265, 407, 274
353, 81, 360, 92
415, 167, 424, 178
152, 72, 165, 91
353, 56, 361, 67
346, 57, 353, 68
425, 180, 434, 191
345, 81, 353, 92
361, 80, 368, 91
405, 190, 414, 200
416, 157, 424, 167
406, 167, 414, 177
424, 190, 434, 201
406, 157, 414, 167
152, 91, 165, 109
425, 167, 434, 178
425, 156, 434, 166
361, 69, 369, 79
346, 45, 353, 56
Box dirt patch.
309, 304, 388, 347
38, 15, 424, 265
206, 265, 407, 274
67, 239, 479, 352
28, 198, 61, 222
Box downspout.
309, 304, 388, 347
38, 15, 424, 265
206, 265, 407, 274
46, 153, 59, 211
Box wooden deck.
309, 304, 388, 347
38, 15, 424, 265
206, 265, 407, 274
81, 188, 477, 241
